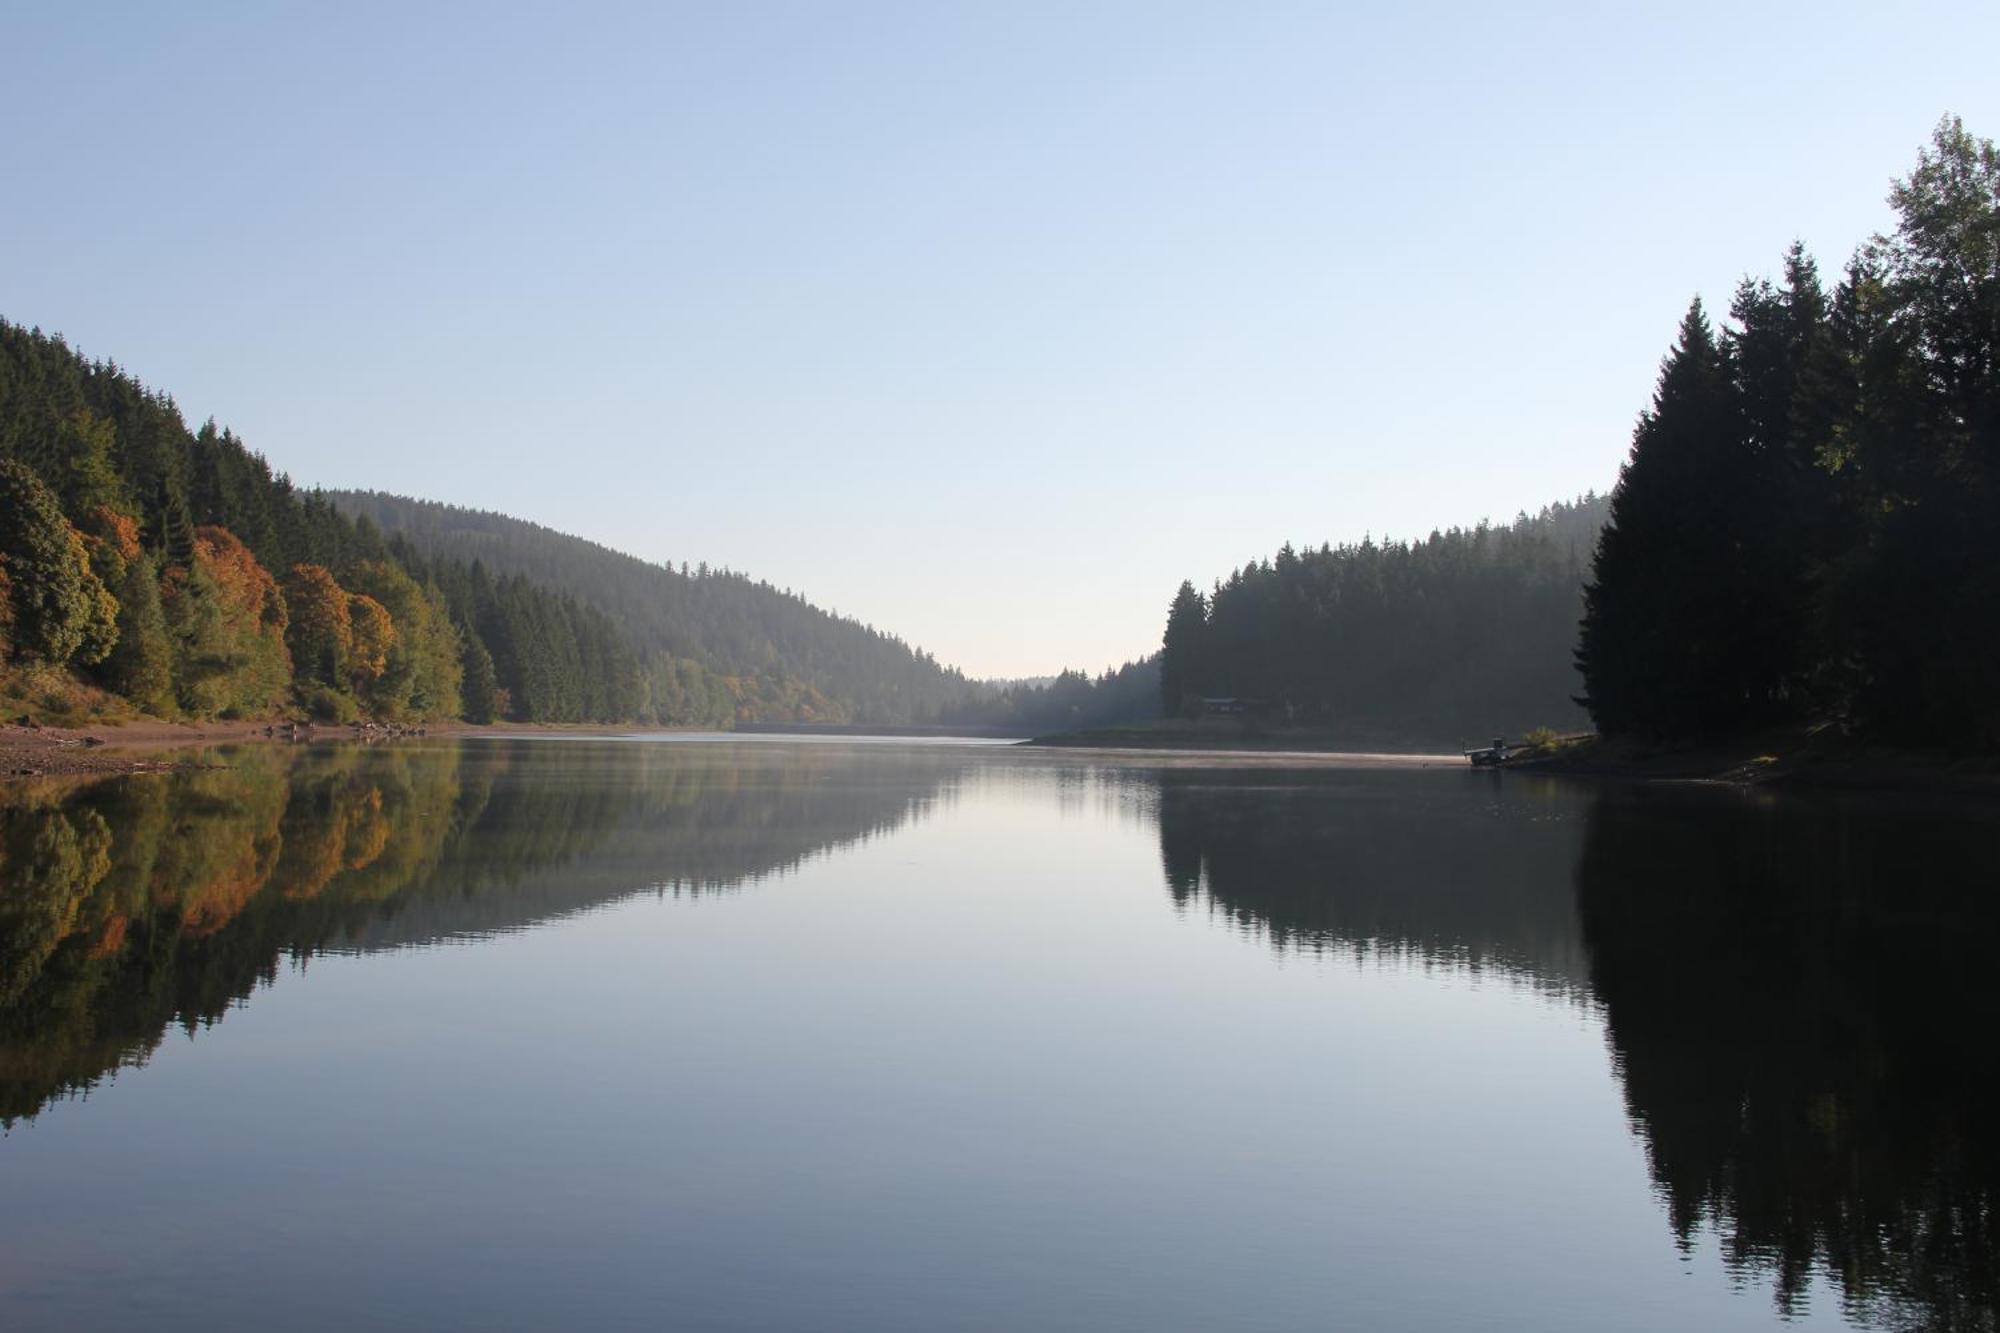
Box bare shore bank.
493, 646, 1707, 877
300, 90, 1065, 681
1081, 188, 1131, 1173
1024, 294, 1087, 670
1032, 720, 2000, 796
0, 718, 693, 780
1501, 727, 2000, 796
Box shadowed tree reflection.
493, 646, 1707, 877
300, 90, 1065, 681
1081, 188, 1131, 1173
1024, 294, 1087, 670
1153, 769, 1594, 994
1575, 787, 2000, 1330
0, 740, 964, 1125
1155, 767, 2000, 1326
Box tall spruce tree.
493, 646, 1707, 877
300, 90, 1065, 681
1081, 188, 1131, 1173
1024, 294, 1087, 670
1577, 299, 1774, 737
1721, 245, 1837, 716
458, 622, 499, 724
1160, 581, 1208, 717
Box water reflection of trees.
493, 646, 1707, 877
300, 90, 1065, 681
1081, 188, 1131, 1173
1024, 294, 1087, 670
1155, 769, 2000, 1326
1153, 770, 1593, 994
0, 740, 960, 1125
1575, 787, 2000, 1330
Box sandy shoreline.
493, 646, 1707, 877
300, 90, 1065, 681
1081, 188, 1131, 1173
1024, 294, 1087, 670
1, 719, 262, 778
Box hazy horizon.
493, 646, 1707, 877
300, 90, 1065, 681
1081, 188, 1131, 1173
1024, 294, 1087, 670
7, 3, 1996, 677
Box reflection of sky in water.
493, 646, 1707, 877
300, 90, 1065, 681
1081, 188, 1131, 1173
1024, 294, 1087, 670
1, 740, 1984, 1331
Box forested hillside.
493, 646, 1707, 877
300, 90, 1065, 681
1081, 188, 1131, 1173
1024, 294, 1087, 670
0, 323, 1146, 732
1156, 496, 1608, 744
328, 491, 981, 726
0, 321, 647, 726
1154, 119, 2000, 754
1577, 116, 2000, 749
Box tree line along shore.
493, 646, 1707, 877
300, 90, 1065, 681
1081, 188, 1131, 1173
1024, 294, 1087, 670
3, 118, 1994, 777
0, 318, 1149, 739
1145, 116, 2000, 776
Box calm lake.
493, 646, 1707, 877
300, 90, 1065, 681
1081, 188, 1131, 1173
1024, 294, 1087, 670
1, 737, 1994, 1331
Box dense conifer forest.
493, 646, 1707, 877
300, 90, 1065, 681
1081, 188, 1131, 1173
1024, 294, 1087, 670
327, 491, 979, 726
1154, 496, 1608, 745
1153, 117, 1997, 755
1576, 116, 1999, 750
327, 492, 1168, 734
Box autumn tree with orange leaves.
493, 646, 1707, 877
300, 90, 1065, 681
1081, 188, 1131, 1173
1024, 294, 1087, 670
162, 526, 291, 718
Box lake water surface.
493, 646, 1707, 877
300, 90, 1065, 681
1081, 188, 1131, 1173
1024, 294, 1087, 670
1, 737, 1994, 1331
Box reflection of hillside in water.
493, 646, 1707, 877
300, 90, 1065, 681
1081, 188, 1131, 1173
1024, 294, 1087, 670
1576, 787, 2000, 1331
0, 740, 964, 1125
1152, 769, 1594, 995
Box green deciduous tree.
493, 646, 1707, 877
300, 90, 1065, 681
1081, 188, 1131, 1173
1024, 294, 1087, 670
347, 560, 463, 720
0, 459, 118, 667
162, 526, 291, 718
1836, 116, 2000, 744
84, 506, 174, 714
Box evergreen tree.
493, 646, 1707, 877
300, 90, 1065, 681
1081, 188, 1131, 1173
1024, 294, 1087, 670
44, 409, 128, 517
1578, 300, 1775, 736
1721, 246, 1835, 716
458, 623, 499, 724
100, 550, 175, 714
1160, 581, 1209, 717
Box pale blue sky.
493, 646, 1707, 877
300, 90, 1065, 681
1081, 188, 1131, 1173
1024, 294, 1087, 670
5, 3, 1996, 677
